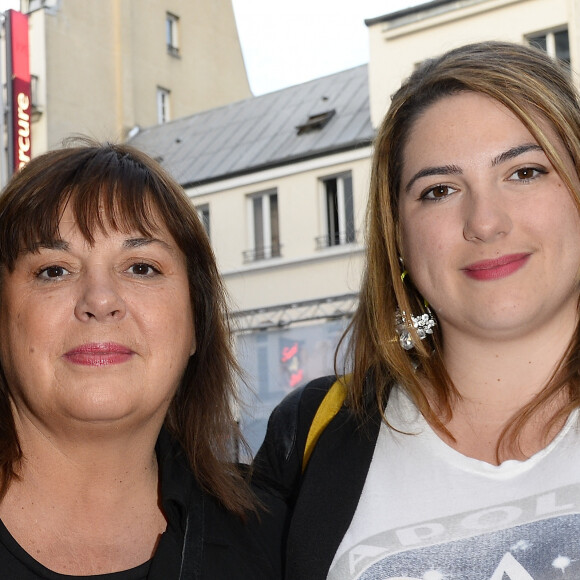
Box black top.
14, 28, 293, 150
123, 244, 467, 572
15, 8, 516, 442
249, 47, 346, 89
252, 375, 382, 579
0, 428, 272, 580
0, 518, 151, 579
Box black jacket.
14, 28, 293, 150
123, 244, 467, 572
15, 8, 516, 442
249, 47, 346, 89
252, 376, 383, 579
156, 429, 274, 579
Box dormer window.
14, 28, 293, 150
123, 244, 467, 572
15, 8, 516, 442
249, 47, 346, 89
296, 109, 335, 135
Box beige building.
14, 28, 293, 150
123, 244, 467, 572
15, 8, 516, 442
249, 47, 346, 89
20, 0, 251, 155
134, 0, 580, 451
130, 64, 373, 450
367, 0, 575, 125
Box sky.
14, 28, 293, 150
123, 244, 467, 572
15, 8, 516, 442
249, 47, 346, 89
232, 0, 423, 95
0, 0, 423, 96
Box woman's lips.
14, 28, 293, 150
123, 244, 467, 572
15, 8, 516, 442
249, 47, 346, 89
63, 343, 134, 366
463, 253, 531, 281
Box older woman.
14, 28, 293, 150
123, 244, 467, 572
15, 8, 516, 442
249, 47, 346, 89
0, 142, 271, 578
253, 41, 580, 578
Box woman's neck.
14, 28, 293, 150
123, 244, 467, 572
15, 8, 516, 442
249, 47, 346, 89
441, 310, 576, 409
430, 311, 578, 463
11, 410, 163, 498
0, 416, 166, 574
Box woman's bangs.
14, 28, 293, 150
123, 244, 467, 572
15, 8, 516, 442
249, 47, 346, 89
1, 173, 161, 271
69, 178, 160, 244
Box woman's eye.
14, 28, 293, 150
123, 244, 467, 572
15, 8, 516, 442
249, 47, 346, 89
36, 265, 69, 280
127, 263, 160, 277
421, 184, 457, 201
509, 167, 546, 181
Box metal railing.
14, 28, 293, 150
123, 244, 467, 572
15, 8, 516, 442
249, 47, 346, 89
242, 242, 282, 263
167, 44, 180, 57
315, 231, 357, 250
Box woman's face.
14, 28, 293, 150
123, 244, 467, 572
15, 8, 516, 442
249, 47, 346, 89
0, 205, 196, 434
398, 91, 580, 343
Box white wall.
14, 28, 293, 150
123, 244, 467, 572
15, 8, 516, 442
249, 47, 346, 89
368, 0, 571, 126
187, 149, 372, 312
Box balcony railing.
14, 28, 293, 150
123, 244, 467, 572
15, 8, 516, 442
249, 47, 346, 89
243, 243, 282, 263
315, 231, 357, 250
167, 44, 180, 57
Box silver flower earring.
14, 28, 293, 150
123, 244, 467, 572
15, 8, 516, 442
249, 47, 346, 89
395, 308, 436, 350
395, 258, 436, 350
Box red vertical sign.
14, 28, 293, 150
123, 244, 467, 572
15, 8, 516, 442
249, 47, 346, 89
7, 10, 31, 173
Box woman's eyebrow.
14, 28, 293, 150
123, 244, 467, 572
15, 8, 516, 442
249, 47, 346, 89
404, 165, 462, 193
123, 237, 173, 251
490, 143, 544, 166
28, 239, 69, 252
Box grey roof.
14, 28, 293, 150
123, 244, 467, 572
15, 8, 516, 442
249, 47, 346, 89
129, 64, 374, 187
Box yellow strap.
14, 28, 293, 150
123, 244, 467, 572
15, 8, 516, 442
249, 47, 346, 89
302, 377, 348, 472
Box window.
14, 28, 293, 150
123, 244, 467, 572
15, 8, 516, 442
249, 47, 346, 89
196, 204, 210, 239
244, 191, 281, 262
157, 87, 171, 124
24, 0, 46, 11
528, 28, 570, 68
296, 110, 335, 135
30, 75, 39, 109
166, 12, 180, 57
317, 173, 355, 249
30, 75, 41, 121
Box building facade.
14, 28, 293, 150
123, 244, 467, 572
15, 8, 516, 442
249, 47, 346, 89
366, 0, 576, 125
137, 0, 580, 451
20, 0, 251, 156
130, 64, 373, 451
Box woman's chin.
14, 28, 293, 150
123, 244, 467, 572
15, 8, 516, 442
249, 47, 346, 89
58, 395, 157, 429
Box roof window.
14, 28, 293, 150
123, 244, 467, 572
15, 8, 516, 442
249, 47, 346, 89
296, 109, 335, 135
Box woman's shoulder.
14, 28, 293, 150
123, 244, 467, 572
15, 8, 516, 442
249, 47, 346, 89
162, 483, 275, 580
157, 432, 277, 579
251, 376, 343, 498
272, 375, 340, 423
262, 376, 339, 455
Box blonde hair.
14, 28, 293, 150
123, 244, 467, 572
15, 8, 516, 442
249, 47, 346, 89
343, 41, 580, 456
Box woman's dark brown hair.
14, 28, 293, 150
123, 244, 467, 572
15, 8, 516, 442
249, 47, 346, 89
343, 41, 580, 460
0, 140, 253, 515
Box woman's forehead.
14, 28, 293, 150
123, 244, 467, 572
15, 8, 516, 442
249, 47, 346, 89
57, 194, 166, 239
400, 92, 569, 173
59, 200, 161, 227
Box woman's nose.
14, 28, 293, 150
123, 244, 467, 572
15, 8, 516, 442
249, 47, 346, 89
462, 188, 512, 243
74, 274, 126, 322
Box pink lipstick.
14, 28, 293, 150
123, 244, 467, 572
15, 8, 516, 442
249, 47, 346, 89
64, 343, 134, 366
463, 253, 530, 281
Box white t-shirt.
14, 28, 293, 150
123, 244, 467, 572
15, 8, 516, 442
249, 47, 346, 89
329, 386, 580, 580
